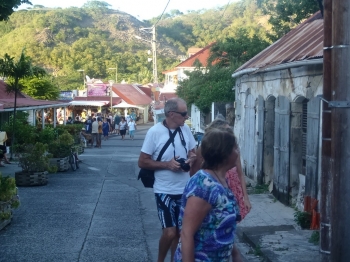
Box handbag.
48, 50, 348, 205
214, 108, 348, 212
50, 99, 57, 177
138, 127, 179, 188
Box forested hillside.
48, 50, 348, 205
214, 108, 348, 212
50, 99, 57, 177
0, 0, 320, 91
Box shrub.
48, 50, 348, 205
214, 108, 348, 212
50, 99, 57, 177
3, 111, 37, 146
294, 210, 311, 229
48, 131, 74, 158
0, 174, 20, 221
17, 142, 52, 173
37, 126, 58, 144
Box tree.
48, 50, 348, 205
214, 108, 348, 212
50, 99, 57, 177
261, 0, 320, 41
21, 77, 60, 100
0, 50, 46, 158
0, 0, 32, 21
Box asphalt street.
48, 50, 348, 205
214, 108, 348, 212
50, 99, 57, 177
0, 123, 162, 262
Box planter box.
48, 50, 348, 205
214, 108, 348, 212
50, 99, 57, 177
15, 171, 48, 186
0, 202, 12, 231
49, 157, 69, 172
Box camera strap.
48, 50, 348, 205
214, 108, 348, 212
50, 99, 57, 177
163, 120, 187, 158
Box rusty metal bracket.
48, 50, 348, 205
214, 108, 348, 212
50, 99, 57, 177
324, 45, 349, 50
316, 95, 350, 108
328, 101, 350, 108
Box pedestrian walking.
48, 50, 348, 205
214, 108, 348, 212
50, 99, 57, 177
119, 117, 127, 140
102, 118, 110, 141
174, 127, 240, 261
138, 98, 197, 262
114, 113, 121, 135
91, 117, 98, 147
128, 118, 136, 140
97, 117, 103, 147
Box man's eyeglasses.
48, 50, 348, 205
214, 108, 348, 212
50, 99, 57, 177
170, 111, 188, 117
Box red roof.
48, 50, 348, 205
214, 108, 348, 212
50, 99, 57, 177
0, 81, 27, 99
235, 12, 323, 73
176, 42, 216, 68
112, 84, 152, 105
138, 86, 153, 99
0, 81, 69, 110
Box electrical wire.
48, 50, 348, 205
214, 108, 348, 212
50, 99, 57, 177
211, 0, 232, 36
154, 0, 171, 27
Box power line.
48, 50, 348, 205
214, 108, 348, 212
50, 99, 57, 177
212, 0, 232, 36
154, 0, 171, 27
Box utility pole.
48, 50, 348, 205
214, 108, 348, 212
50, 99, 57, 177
320, 0, 332, 260
135, 26, 158, 84
330, 0, 350, 260
108, 65, 117, 113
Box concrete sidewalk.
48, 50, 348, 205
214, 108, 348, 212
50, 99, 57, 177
236, 193, 321, 262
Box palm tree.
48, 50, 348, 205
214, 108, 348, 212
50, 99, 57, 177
0, 50, 46, 159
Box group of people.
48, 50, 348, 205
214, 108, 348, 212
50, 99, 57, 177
79, 112, 138, 147
138, 98, 251, 262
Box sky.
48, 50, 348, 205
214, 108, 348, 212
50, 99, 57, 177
19, 0, 237, 20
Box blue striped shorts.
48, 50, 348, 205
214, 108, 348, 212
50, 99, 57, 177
155, 193, 182, 228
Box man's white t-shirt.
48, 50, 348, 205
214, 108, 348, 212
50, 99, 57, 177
141, 122, 196, 194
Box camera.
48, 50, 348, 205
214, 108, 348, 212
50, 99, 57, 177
176, 158, 190, 172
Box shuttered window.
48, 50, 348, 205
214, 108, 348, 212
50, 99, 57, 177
301, 100, 308, 174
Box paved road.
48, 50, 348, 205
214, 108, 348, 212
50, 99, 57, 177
0, 123, 162, 262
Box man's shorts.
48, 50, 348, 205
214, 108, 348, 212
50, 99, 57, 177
115, 124, 119, 129
155, 193, 182, 229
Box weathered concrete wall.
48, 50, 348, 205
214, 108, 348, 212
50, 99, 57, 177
234, 64, 323, 204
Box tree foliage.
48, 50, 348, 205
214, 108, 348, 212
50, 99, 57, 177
260, 0, 320, 40
0, 0, 320, 96
0, 0, 32, 21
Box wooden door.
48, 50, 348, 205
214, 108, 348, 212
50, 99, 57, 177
305, 97, 321, 199
244, 94, 256, 180
256, 95, 265, 184
263, 97, 275, 184
273, 96, 291, 205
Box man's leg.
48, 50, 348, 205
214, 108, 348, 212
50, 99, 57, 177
158, 227, 177, 262
155, 193, 182, 262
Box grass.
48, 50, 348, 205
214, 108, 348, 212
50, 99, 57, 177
247, 245, 264, 256
249, 184, 269, 194
309, 231, 320, 245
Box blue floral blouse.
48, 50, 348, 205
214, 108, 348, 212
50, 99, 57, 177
174, 169, 237, 262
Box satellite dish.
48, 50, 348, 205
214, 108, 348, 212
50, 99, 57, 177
148, 58, 152, 62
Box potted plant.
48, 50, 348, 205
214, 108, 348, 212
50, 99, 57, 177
15, 142, 53, 186
48, 131, 73, 172
0, 173, 20, 231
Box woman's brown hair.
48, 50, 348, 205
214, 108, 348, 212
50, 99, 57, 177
201, 128, 237, 170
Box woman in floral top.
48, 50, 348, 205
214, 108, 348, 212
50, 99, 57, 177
174, 127, 239, 262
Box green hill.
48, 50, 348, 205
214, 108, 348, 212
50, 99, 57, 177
1, 0, 315, 90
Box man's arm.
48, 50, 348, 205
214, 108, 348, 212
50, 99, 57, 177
138, 152, 182, 172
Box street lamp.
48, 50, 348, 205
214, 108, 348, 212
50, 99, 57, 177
77, 69, 85, 89
108, 80, 114, 113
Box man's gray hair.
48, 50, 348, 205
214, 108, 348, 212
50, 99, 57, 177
164, 98, 186, 116
215, 114, 226, 121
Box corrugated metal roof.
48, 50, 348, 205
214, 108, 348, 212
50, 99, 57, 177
0, 81, 69, 109
234, 12, 323, 73
112, 84, 152, 105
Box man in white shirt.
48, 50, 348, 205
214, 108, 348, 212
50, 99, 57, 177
138, 98, 196, 262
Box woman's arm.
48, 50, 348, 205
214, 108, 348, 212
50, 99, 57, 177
189, 147, 202, 177
236, 154, 251, 212
181, 196, 211, 262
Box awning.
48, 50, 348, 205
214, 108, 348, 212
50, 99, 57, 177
113, 100, 145, 110
69, 101, 107, 106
